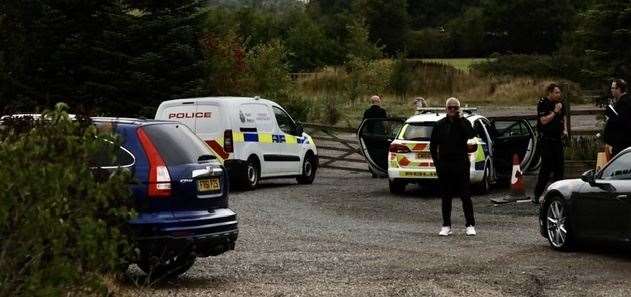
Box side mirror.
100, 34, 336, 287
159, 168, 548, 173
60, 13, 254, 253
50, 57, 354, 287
580, 169, 596, 185
295, 123, 304, 136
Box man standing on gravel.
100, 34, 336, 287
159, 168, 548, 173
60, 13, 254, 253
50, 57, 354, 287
604, 79, 631, 157
533, 83, 566, 204
430, 97, 476, 236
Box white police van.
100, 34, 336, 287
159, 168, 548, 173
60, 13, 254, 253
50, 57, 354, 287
358, 107, 541, 194
155, 97, 318, 189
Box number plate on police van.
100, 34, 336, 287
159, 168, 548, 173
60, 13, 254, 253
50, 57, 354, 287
197, 178, 220, 192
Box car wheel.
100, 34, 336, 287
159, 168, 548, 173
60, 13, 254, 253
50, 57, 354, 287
545, 196, 574, 250
389, 179, 406, 194
297, 155, 316, 184
242, 157, 259, 190
138, 252, 196, 280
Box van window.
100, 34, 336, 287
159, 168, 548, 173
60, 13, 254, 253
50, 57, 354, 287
195, 105, 222, 135
240, 103, 274, 133
272, 106, 297, 135
143, 123, 211, 166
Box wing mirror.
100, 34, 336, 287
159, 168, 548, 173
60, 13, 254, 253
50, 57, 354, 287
580, 169, 596, 185
581, 169, 616, 192
295, 123, 304, 136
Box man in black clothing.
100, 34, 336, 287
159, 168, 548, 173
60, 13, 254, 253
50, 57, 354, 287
363, 95, 387, 119
362, 95, 388, 177
533, 83, 566, 203
604, 79, 631, 156
430, 97, 476, 236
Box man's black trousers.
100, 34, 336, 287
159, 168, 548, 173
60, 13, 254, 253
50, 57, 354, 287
437, 159, 475, 227
534, 138, 564, 200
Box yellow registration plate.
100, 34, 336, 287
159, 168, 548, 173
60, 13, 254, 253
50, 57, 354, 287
416, 152, 431, 159
402, 171, 436, 177
197, 178, 220, 192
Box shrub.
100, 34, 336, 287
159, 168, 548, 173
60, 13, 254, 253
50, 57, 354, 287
0, 104, 134, 296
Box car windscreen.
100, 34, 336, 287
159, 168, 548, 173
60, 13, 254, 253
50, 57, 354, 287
142, 123, 212, 166
401, 123, 434, 141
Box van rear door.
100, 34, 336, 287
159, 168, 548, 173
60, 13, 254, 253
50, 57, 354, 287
156, 101, 197, 130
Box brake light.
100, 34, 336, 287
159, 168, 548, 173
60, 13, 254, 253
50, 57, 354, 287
389, 143, 411, 153
467, 143, 477, 153
137, 127, 171, 198
224, 129, 233, 153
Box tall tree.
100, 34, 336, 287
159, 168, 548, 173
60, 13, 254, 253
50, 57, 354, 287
362, 0, 410, 56
567, 0, 631, 83
124, 0, 207, 116
481, 0, 574, 54
0, 0, 130, 113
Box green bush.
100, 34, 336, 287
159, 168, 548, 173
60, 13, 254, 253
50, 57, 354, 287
0, 104, 134, 296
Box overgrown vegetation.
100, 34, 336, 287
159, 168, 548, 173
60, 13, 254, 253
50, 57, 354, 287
0, 104, 134, 296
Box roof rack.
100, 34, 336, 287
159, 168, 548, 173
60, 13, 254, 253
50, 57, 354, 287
415, 107, 478, 115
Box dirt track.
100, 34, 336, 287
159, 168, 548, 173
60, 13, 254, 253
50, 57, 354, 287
123, 168, 631, 297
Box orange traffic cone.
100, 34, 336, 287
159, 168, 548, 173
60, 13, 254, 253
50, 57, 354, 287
491, 153, 530, 204
510, 153, 525, 197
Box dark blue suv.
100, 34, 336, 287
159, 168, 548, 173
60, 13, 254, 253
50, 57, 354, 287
92, 117, 238, 278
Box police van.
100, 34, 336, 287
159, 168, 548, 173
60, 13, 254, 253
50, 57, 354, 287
155, 97, 318, 189
358, 107, 541, 194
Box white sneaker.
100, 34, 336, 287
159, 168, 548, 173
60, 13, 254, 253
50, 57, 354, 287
465, 226, 477, 236
438, 226, 452, 236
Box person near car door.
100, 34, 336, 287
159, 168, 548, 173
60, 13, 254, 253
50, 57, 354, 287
604, 79, 631, 157
362, 95, 388, 177
430, 97, 476, 236
533, 83, 567, 203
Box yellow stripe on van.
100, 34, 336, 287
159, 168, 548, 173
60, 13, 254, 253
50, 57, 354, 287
233, 132, 245, 143
259, 133, 273, 143
286, 135, 297, 144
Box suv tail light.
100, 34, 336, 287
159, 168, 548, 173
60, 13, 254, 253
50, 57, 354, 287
224, 129, 234, 153
467, 143, 477, 153
389, 143, 411, 153
137, 127, 171, 198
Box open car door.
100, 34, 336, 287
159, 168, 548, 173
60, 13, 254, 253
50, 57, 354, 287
357, 118, 405, 176
490, 119, 541, 179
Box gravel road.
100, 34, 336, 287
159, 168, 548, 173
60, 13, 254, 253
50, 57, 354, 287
122, 168, 631, 297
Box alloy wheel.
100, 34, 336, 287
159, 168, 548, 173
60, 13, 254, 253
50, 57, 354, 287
546, 200, 568, 248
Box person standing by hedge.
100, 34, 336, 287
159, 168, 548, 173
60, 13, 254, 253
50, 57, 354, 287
604, 79, 631, 157
533, 83, 567, 203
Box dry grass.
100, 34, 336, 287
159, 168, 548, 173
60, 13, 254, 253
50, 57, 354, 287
294, 60, 584, 126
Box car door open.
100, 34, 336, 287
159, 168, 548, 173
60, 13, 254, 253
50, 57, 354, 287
357, 118, 405, 176
490, 119, 539, 179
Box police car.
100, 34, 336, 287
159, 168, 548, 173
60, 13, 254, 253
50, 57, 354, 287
358, 107, 541, 194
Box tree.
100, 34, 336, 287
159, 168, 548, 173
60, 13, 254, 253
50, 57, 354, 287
481, 0, 574, 54
568, 0, 631, 83
362, 0, 410, 56
0, 0, 131, 113
124, 0, 207, 117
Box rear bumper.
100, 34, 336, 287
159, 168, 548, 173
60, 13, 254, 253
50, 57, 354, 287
129, 208, 238, 257
388, 167, 484, 183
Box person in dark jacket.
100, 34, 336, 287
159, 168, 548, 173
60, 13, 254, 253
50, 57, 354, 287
604, 79, 631, 156
533, 83, 567, 203
362, 95, 388, 177
363, 95, 387, 119
430, 97, 476, 236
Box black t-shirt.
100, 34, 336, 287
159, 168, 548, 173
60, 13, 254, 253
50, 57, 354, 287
537, 97, 564, 139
